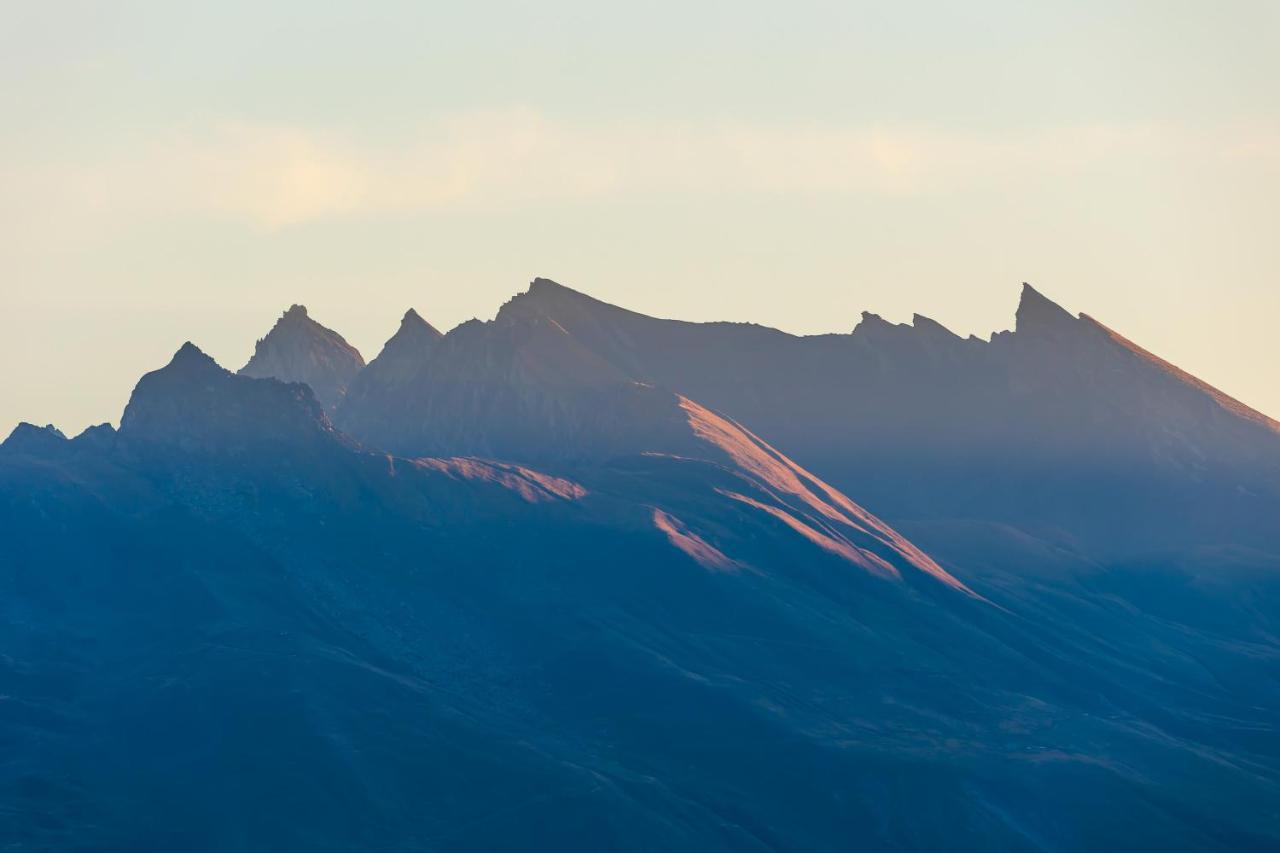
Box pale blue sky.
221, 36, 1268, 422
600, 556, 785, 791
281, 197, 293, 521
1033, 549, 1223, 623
3, 1, 1278, 434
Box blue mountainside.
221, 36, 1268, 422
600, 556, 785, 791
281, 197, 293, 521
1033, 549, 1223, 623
2, 283, 1278, 851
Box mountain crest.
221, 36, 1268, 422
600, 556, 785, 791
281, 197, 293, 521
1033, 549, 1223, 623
122, 345, 341, 454
171, 341, 222, 374
239, 306, 365, 413
0, 422, 69, 457
397, 307, 442, 339
1015, 282, 1078, 335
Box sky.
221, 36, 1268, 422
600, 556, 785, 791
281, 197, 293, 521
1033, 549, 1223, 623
2, 1, 1278, 435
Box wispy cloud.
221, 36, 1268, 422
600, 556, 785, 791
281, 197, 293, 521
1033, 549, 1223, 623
4, 110, 1278, 233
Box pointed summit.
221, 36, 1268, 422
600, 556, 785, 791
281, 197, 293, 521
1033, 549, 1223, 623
332, 307, 444, 427
398, 307, 442, 339
170, 341, 222, 375
121, 344, 339, 453
240, 306, 365, 413
1015, 282, 1077, 335
851, 311, 897, 336
497, 277, 625, 327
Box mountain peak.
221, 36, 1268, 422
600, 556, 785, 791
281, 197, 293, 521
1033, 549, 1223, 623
498, 277, 621, 327
399, 307, 442, 338
122, 345, 339, 454
239, 306, 365, 413
332, 307, 444, 425
852, 311, 895, 334
170, 341, 222, 375
1015, 282, 1077, 334
528, 277, 576, 296
1, 422, 69, 457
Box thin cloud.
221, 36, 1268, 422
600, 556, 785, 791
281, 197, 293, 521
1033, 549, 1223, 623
4, 110, 1277, 233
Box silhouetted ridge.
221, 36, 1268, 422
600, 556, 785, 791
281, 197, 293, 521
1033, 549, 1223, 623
71, 423, 118, 451
1, 422, 69, 457
1014, 282, 1078, 335
388, 308, 444, 349
122, 343, 344, 455
851, 311, 896, 337
498, 276, 651, 328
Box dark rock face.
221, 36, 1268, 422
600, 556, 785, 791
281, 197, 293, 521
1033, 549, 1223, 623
239, 304, 365, 413
3, 283, 1280, 851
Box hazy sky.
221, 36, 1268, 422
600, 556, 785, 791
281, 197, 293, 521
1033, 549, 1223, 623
3, 1, 1278, 435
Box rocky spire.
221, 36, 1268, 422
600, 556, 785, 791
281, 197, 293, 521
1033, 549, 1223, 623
1014, 282, 1078, 335
239, 306, 365, 414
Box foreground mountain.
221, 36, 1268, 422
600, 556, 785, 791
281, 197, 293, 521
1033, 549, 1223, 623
2, 286, 1279, 851
239, 304, 366, 413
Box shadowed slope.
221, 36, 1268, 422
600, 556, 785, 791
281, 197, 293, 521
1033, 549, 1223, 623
3, 337, 1280, 850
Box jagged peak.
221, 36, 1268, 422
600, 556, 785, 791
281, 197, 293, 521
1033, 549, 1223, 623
1, 422, 70, 457
497, 277, 635, 328
851, 311, 898, 335
1015, 282, 1077, 334
527, 277, 580, 298
239, 307, 365, 413
5, 422, 67, 442
398, 307, 442, 338
121, 343, 340, 452
170, 341, 222, 373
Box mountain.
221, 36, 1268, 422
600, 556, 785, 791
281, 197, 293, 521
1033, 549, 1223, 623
468, 278, 1280, 558
337, 307, 443, 436
3, 287, 1280, 851
239, 304, 366, 413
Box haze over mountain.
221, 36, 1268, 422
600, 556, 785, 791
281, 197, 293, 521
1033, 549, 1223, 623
3, 280, 1279, 851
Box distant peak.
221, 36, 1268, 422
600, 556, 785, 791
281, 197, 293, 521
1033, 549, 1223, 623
284, 304, 309, 320
496, 277, 608, 327
121, 342, 338, 451
1015, 282, 1077, 334
7, 422, 66, 441
1, 422, 69, 457
520, 277, 600, 307
171, 341, 220, 371
528, 277, 573, 295
855, 310, 893, 329
851, 311, 901, 338
398, 307, 440, 335
390, 307, 442, 341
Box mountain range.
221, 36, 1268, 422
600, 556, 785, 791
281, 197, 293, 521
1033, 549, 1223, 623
2, 280, 1278, 851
